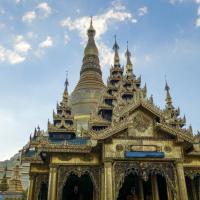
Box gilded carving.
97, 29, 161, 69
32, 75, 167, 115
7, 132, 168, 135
116, 144, 124, 152
59, 154, 72, 161
132, 112, 151, 133
164, 145, 172, 153
57, 166, 101, 200
114, 161, 177, 199
80, 154, 93, 161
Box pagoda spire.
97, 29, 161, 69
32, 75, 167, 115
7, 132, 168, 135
165, 81, 173, 109
63, 72, 69, 103
81, 16, 101, 75
125, 41, 133, 77
113, 35, 120, 67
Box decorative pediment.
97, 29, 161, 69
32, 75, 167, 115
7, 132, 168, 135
132, 112, 151, 132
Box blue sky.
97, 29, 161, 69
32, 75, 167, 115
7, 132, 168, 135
0, 0, 200, 161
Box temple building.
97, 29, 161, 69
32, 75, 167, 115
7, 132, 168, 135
21, 19, 200, 200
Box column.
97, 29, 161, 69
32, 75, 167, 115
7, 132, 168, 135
101, 167, 105, 200
27, 174, 35, 200
176, 162, 188, 200
104, 162, 113, 200
48, 165, 58, 200
151, 175, 159, 200
138, 177, 144, 200
166, 184, 173, 200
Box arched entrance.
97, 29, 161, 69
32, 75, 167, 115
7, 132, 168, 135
38, 182, 48, 200
117, 173, 169, 200
62, 173, 94, 200
117, 173, 153, 200
117, 173, 140, 200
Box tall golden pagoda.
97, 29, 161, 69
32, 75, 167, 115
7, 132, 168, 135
21, 19, 200, 200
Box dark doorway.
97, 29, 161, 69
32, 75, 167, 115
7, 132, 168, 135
38, 182, 48, 200
143, 177, 152, 200
157, 175, 168, 200
62, 173, 93, 200
117, 173, 140, 200
186, 176, 200, 200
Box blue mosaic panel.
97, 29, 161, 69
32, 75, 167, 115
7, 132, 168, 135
125, 151, 165, 158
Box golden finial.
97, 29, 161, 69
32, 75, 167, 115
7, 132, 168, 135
113, 35, 120, 66
165, 79, 173, 109
65, 70, 69, 89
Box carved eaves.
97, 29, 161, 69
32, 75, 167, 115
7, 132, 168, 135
155, 122, 194, 143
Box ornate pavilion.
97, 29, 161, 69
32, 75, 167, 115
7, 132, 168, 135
21, 19, 200, 200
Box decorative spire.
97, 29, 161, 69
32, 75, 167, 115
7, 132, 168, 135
125, 41, 133, 77
165, 81, 173, 109
150, 95, 154, 104
113, 35, 120, 66
63, 72, 69, 102
80, 16, 102, 76
84, 16, 98, 57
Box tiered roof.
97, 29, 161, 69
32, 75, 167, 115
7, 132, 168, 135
21, 18, 198, 166
48, 75, 76, 140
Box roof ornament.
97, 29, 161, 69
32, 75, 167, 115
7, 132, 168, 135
87, 16, 95, 37
150, 95, 154, 104
165, 80, 173, 109
125, 41, 133, 77
63, 71, 69, 102
113, 35, 120, 66
65, 71, 69, 90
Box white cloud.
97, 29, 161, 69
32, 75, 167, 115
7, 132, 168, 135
64, 34, 70, 45
76, 9, 80, 14
169, 0, 184, 4
0, 23, 5, 30
26, 32, 37, 39
196, 17, 200, 26
138, 6, 148, 16
22, 11, 36, 23
14, 35, 32, 53
37, 2, 52, 17
196, 2, 200, 27
144, 55, 151, 63
60, 1, 137, 69
61, 10, 136, 41
111, 0, 126, 11
39, 36, 53, 48
198, 6, 200, 15
0, 9, 5, 15
98, 42, 113, 68
0, 45, 25, 64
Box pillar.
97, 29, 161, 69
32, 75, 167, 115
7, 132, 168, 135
104, 162, 113, 200
48, 165, 58, 200
176, 162, 188, 200
151, 175, 159, 200
138, 177, 144, 200
166, 183, 173, 200
27, 174, 35, 200
101, 167, 105, 200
